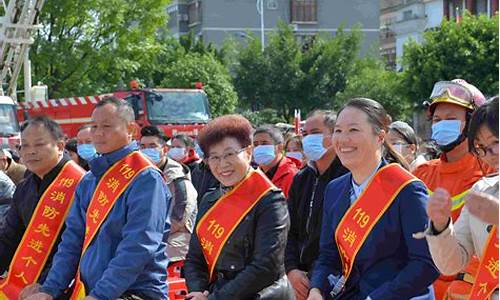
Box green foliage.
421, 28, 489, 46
336, 57, 411, 121
234, 22, 363, 120
160, 52, 238, 117
402, 13, 499, 106
264, 22, 304, 120
233, 32, 269, 111
31, 0, 171, 99
239, 108, 287, 126
300, 26, 362, 113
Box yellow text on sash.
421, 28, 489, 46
71, 151, 155, 300
335, 164, 418, 281
196, 170, 275, 282
469, 226, 499, 300
0, 161, 85, 300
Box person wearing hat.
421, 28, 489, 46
0, 148, 27, 186
413, 79, 495, 300
387, 121, 427, 171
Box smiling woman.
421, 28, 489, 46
184, 114, 295, 300
308, 98, 439, 300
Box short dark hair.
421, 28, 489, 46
254, 125, 284, 145
95, 96, 134, 122
173, 134, 195, 148
307, 110, 337, 131
468, 96, 499, 154
198, 114, 252, 155
285, 134, 303, 151
65, 138, 78, 153
389, 121, 418, 146
21, 115, 65, 141
140, 126, 166, 144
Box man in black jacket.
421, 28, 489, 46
0, 116, 84, 295
285, 110, 348, 300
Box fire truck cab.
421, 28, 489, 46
17, 88, 211, 139
117, 88, 211, 138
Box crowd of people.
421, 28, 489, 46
0, 78, 496, 300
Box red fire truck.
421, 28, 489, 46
16, 87, 211, 138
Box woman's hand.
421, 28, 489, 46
465, 190, 499, 226
306, 288, 323, 300
427, 188, 452, 232
186, 290, 209, 300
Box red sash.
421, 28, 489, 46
196, 170, 274, 282
469, 226, 498, 300
0, 161, 85, 299
335, 164, 418, 281
71, 151, 155, 300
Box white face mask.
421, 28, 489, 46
168, 147, 186, 161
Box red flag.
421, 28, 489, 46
294, 109, 301, 134
455, 6, 462, 23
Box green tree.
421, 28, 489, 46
300, 26, 362, 113
30, 0, 170, 99
233, 23, 363, 120
265, 22, 304, 120
336, 57, 411, 121
233, 33, 269, 111
161, 52, 238, 116
402, 13, 499, 106
239, 108, 287, 126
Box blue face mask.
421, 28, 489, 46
431, 120, 462, 146
286, 151, 303, 161
141, 148, 162, 164
302, 134, 327, 161
77, 143, 97, 161
253, 145, 276, 166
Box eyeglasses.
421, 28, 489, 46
207, 147, 248, 166
474, 141, 498, 157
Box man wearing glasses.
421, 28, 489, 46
413, 79, 495, 300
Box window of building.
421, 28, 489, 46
475, 0, 489, 15
267, 0, 278, 10
188, 0, 202, 26
402, 10, 413, 20
290, 0, 317, 23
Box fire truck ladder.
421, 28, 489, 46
0, 0, 45, 101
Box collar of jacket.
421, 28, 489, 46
89, 142, 138, 177
32, 155, 70, 191
307, 156, 346, 180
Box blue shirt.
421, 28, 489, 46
311, 161, 439, 300
41, 143, 171, 300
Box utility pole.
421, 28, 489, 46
256, 0, 265, 52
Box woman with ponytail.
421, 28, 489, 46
308, 98, 439, 300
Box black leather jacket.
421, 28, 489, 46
185, 187, 294, 300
